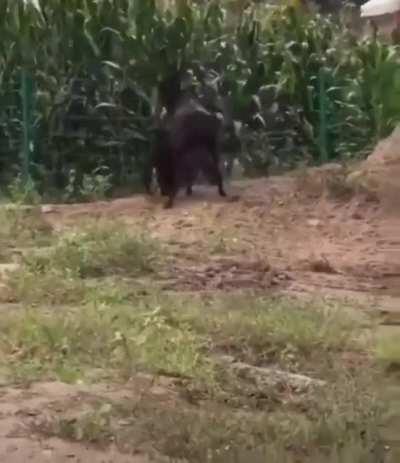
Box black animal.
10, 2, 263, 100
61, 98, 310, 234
145, 71, 227, 208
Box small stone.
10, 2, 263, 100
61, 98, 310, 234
307, 219, 321, 227
42, 449, 53, 458
41, 205, 54, 214
218, 355, 235, 364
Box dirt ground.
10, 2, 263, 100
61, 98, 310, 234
0, 380, 172, 462
44, 172, 400, 303
1, 157, 400, 462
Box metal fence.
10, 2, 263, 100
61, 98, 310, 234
0, 72, 155, 198
0, 68, 370, 197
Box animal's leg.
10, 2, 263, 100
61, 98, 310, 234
225, 157, 234, 178
143, 163, 154, 195
183, 155, 196, 197
164, 164, 179, 208
164, 186, 177, 208
216, 169, 227, 197
186, 167, 196, 197
156, 170, 168, 196
208, 142, 227, 197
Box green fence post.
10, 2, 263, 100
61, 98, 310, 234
21, 69, 35, 185
317, 67, 328, 163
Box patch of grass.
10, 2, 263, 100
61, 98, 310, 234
14, 293, 383, 461
23, 221, 160, 278
7, 268, 158, 306
0, 293, 367, 384
51, 402, 114, 445
82, 277, 159, 305
0, 249, 11, 263
208, 234, 230, 255
36, 373, 383, 463
0, 302, 214, 384
163, 295, 364, 373
207, 230, 241, 255
211, 442, 386, 463
6, 267, 89, 305
5, 220, 162, 303
7, 174, 42, 205
172, 372, 381, 461
0, 205, 53, 249
375, 335, 400, 369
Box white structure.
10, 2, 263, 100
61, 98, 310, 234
361, 0, 400, 17
361, 0, 400, 37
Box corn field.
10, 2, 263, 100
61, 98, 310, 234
1, 0, 400, 201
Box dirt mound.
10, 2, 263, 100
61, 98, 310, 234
347, 125, 400, 213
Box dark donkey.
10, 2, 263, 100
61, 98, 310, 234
145, 70, 227, 208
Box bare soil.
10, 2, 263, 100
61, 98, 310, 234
43, 174, 400, 303
0, 380, 172, 462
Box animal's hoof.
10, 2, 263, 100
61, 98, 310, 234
163, 200, 173, 209
219, 190, 227, 197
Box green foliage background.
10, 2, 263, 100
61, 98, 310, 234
1, 0, 400, 198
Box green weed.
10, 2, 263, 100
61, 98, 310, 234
23, 221, 159, 278
0, 302, 214, 384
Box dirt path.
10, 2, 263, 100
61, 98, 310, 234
43, 175, 400, 304
0, 382, 163, 463
0, 437, 145, 463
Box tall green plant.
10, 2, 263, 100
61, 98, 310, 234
1, 0, 400, 196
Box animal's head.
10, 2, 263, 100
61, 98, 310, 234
158, 67, 184, 115
157, 64, 198, 116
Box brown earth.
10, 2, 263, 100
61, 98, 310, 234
42, 170, 400, 303
0, 379, 175, 463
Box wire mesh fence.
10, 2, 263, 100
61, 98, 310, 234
0, 72, 157, 200
0, 76, 25, 184
0, 67, 372, 201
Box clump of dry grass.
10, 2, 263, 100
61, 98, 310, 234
6, 220, 162, 304
22, 220, 160, 278
0, 205, 53, 248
